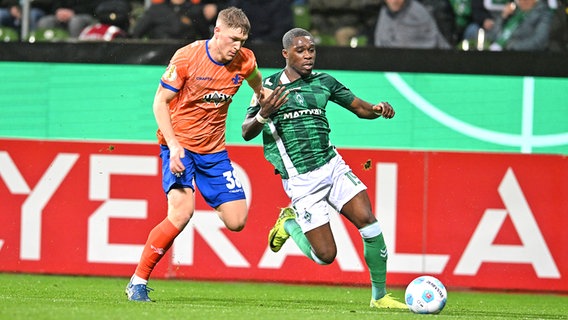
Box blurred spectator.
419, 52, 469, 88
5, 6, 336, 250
548, 0, 567, 51
418, 0, 458, 46
131, 0, 214, 41
463, 0, 505, 41
448, 0, 473, 42
194, 0, 229, 38
36, 0, 100, 38
229, 0, 293, 44
132, 0, 227, 41
374, 0, 451, 49
0, 0, 51, 35
78, 0, 130, 41
309, 0, 382, 46
487, 0, 553, 51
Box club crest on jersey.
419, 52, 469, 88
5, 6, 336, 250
163, 65, 177, 82
232, 74, 241, 85
203, 91, 231, 106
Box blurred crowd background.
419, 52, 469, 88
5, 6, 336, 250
0, 0, 566, 52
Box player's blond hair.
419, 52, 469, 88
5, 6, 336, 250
216, 7, 251, 35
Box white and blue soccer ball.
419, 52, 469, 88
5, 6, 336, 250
405, 275, 447, 314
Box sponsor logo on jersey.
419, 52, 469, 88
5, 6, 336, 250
163, 65, 177, 82
196, 76, 213, 81
249, 93, 259, 107
303, 210, 312, 223
282, 108, 323, 119
203, 91, 232, 106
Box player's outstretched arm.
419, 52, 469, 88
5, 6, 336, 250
348, 97, 395, 120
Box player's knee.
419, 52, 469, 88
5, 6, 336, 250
226, 223, 245, 232
168, 209, 193, 229
216, 200, 247, 231
313, 248, 336, 265
352, 212, 377, 229
167, 189, 195, 227
224, 216, 247, 232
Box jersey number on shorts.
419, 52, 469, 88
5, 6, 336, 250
223, 170, 242, 189
345, 171, 362, 186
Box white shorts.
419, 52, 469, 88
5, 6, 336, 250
282, 154, 367, 233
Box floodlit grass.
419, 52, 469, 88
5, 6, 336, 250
0, 273, 567, 320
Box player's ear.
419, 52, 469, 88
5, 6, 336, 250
282, 49, 288, 59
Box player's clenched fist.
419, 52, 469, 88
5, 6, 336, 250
373, 102, 395, 119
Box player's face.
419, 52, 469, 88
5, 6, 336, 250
214, 24, 248, 63
285, 36, 316, 78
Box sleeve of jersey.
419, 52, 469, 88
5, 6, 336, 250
245, 92, 261, 116
326, 74, 356, 107
241, 48, 259, 80
159, 48, 188, 93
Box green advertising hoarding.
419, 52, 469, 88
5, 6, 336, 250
1, 62, 567, 154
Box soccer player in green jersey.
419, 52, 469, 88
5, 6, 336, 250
241, 27, 407, 310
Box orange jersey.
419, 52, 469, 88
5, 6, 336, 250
157, 40, 259, 154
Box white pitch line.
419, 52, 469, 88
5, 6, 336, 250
384, 72, 568, 150
521, 77, 535, 153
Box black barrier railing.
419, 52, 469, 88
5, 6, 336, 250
0, 41, 567, 77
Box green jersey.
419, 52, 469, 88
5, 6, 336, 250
247, 70, 355, 179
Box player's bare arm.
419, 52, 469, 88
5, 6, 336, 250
242, 86, 288, 141
152, 86, 185, 174
246, 67, 263, 96
348, 97, 395, 120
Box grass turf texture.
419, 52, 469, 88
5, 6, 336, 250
1, 273, 567, 320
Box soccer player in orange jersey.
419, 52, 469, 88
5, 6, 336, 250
125, 7, 275, 302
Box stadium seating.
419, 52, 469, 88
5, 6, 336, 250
27, 28, 70, 42
0, 26, 19, 42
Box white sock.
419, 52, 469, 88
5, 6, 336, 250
130, 275, 148, 286
310, 251, 329, 265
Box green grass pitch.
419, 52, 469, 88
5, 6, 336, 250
0, 273, 566, 320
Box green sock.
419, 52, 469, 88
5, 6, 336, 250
284, 219, 313, 259
363, 233, 388, 300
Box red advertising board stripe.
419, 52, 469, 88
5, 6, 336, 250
0, 139, 566, 291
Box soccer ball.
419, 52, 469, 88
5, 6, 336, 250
405, 275, 447, 314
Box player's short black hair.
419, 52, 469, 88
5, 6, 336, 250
282, 28, 313, 49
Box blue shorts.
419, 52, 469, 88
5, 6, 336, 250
159, 145, 246, 208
